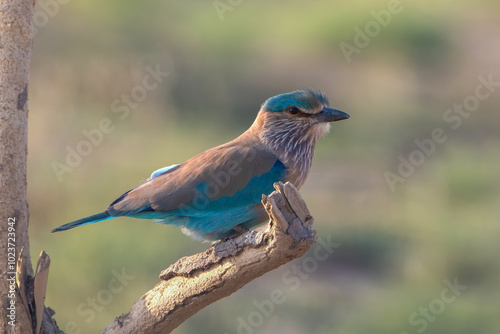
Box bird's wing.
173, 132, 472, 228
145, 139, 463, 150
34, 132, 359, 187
106, 140, 284, 217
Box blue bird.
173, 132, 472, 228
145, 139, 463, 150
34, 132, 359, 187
52, 89, 349, 241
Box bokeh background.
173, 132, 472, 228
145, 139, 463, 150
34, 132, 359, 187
28, 1, 500, 333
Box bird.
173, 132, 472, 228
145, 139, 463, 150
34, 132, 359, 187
52, 89, 349, 241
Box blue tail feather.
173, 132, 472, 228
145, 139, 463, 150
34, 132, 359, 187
52, 212, 113, 232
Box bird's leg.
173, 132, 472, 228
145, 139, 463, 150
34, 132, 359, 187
221, 224, 250, 242
233, 224, 249, 234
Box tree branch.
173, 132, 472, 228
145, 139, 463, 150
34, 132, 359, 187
103, 181, 317, 334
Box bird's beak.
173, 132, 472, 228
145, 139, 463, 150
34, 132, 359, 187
316, 107, 350, 122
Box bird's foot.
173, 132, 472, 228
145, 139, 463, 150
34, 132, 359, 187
220, 224, 250, 242
233, 224, 249, 234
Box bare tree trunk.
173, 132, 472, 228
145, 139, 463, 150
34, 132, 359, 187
0, 0, 34, 332
0, 1, 61, 333
104, 182, 317, 334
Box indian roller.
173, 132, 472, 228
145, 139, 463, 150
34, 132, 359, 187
52, 89, 349, 241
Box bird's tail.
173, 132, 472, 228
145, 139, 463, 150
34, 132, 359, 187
52, 212, 113, 232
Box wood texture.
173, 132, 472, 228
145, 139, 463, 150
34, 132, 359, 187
0, 1, 34, 332
1, 2, 62, 333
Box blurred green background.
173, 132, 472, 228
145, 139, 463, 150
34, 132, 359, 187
28, 0, 500, 333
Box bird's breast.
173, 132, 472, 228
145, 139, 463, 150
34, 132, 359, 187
279, 144, 315, 189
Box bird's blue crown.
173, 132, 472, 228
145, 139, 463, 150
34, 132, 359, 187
261, 89, 329, 112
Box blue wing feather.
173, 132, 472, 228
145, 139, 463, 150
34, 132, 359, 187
150, 164, 180, 179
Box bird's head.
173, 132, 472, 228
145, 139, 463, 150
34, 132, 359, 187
253, 89, 349, 152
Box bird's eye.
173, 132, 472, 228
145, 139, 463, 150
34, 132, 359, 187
287, 107, 300, 115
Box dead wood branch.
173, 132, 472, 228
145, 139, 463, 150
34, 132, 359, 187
103, 181, 317, 334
